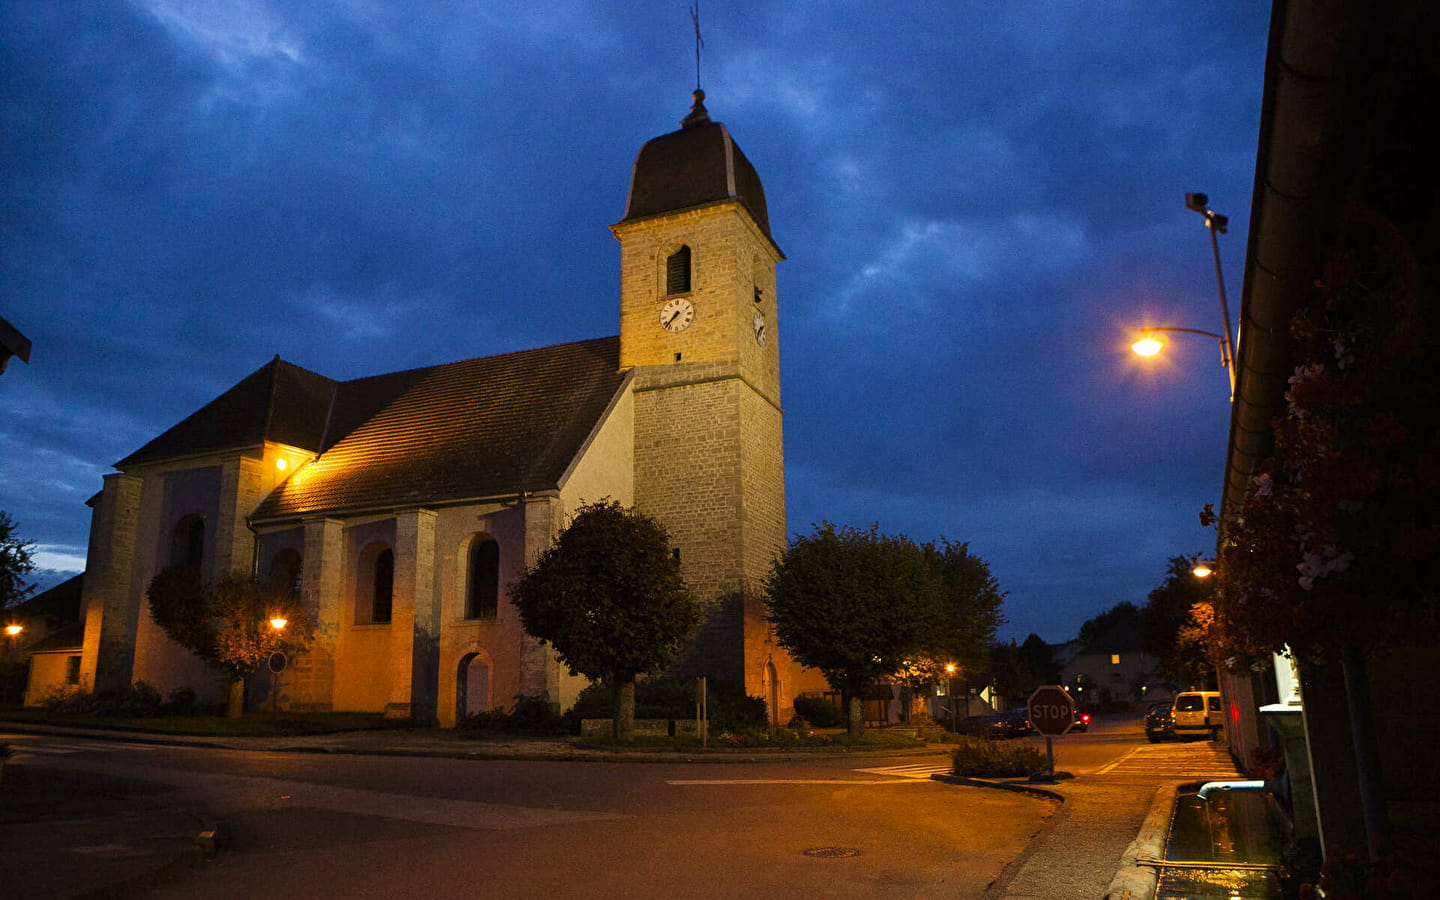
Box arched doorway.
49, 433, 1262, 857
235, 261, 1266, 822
456, 653, 490, 721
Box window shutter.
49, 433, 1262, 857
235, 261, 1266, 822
666, 246, 691, 294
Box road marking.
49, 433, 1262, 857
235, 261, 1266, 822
852, 763, 953, 779
666, 778, 932, 785
1096, 743, 1242, 778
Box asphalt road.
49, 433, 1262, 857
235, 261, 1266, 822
6, 738, 1053, 899
3, 713, 1239, 899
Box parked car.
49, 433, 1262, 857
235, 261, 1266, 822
1006, 707, 1034, 735
1144, 702, 1175, 742
961, 714, 1015, 740
1071, 709, 1091, 732
1172, 690, 1224, 740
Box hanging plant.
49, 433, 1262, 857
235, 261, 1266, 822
1210, 208, 1439, 670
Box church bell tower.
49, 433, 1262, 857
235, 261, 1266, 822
612, 91, 797, 702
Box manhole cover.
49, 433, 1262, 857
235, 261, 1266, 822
803, 847, 861, 859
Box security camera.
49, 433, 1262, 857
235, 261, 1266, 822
1185, 192, 1209, 213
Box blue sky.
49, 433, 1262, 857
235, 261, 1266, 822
0, 1, 1271, 642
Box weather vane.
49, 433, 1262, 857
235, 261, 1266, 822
690, 3, 704, 92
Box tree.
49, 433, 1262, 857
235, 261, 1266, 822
147, 566, 312, 717
894, 540, 1007, 720
1140, 556, 1217, 687
509, 499, 697, 743
989, 634, 1059, 705
765, 524, 998, 737
0, 512, 36, 609
1077, 601, 1141, 648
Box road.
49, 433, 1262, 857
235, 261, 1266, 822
2, 714, 1239, 899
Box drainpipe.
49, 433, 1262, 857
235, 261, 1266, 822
1197, 780, 1283, 802
1341, 644, 1389, 858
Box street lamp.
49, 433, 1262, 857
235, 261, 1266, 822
267, 617, 288, 715
1129, 193, 1240, 401
3, 625, 21, 638
1191, 560, 1216, 578
944, 663, 958, 733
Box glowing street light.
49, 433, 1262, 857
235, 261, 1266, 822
1192, 561, 1216, 578
268, 617, 288, 631
4, 625, 22, 637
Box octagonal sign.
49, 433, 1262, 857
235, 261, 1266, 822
1027, 685, 1075, 737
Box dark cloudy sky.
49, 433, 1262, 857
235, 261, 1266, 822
1, 2, 1270, 643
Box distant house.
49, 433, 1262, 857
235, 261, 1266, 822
3, 574, 85, 706
1060, 621, 1162, 708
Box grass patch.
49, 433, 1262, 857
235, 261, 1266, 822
829, 729, 926, 749
949, 736, 1048, 778
0, 707, 418, 737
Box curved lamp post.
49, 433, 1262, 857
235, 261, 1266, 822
1131, 193, 1240, 402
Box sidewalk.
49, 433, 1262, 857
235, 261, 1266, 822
0, 722, 1176, 899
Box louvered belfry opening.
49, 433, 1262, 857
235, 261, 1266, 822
666, 245, 692, 294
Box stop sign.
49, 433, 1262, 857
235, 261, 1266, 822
1027, 685, 1075, 737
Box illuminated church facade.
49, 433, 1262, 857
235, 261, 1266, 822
75, 92, 824, 725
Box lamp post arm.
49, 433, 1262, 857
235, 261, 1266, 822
1140, 327, 1237, 401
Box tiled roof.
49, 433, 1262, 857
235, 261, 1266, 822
118, 357, 337, 467
251, 336, 626, 521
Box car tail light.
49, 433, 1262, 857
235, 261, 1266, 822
1080, 714, 1091, 724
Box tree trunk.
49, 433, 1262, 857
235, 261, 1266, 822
227, 675, 245, 719
613, 676, 636, 744
847, 693, 864, 738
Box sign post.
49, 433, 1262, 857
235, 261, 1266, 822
1027, 685, 1076, 777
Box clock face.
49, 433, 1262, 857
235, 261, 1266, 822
752, 309, 767, 345
660, 297, 695, 333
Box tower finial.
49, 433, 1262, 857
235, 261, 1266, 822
681, 89, 710, 128
690, 3, 704, 92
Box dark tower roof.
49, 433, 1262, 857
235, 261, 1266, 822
620, 91, 772, 242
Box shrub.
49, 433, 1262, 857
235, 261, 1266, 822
950, 736, 1048, 778
564, 677, 767, 734
792, 693, 845, 728
165, 687, 198, 715
455, 695, 567, 735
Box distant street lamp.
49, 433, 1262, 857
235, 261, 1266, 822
3, 625, 21, 638
1191, 560, 1216, 578
267, 616, 288, 715
945, 663, 958, 732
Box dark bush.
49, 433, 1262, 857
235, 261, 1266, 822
792, 693, 845, 728
455, 695, 566, 735
564, 677, 767, 734
950, 736, 1048, 778
165, 687, 198, 715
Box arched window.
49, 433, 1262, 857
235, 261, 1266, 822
372, 549, 394, 623
356, 543, 394, 624
268, 549, 303, 599
170, 515, 205, 569
465, 537, 499, 620
666, 245, 692, 294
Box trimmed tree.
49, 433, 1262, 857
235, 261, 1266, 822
763, 524, 937, 737
509, 499, 697, 743
147, 566, 312, 717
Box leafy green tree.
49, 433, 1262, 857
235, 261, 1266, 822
509, 499, 697, 743
764, 524, 943, 737
0, 512, 36, 609
1141, 556, 1217, 687
147, 566, 312, 718
989, 634, 1059, 705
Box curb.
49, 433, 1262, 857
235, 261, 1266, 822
1102, 783, 1176, 900
930, 773, 1066, 802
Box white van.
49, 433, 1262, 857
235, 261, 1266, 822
1171, 691, 1223, 739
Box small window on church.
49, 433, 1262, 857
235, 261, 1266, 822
268, 549, 303, 600
666, 246, 692, 294
465, 537, 499, 620
171, 515, 205, 570
754, 286, 763, 304
66, 656, 81, 685
372, 550, 394, 623
356, 543, 394, 625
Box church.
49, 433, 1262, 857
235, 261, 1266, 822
73, 91, 825, 726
